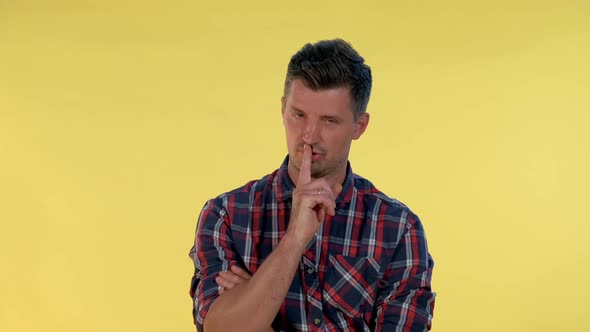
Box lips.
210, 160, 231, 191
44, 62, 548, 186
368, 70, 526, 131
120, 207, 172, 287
298, 144, 325, 162
310, 149, 324, 161
311, 153, 323, 162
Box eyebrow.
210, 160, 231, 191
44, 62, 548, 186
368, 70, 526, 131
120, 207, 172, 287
290, 106, 304, 113
289, 106, 341, 119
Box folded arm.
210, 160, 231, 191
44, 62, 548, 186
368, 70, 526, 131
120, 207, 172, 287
191, 144, 342, 332
204, 232, 307, 332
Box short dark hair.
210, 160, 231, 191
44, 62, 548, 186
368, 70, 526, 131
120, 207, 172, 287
283, 38, 372, 119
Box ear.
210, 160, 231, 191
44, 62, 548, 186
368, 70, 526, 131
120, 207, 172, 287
352, 113, 370, 140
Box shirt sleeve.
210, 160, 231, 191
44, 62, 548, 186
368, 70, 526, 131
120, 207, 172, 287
374, 211, 436, 332
189, 197, 240, 332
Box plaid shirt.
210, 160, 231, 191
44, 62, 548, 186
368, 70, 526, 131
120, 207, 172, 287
189, 157, 435, 331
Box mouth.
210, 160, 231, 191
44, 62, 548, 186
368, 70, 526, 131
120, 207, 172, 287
298, 144, 325, 162
310, 149, 324, 162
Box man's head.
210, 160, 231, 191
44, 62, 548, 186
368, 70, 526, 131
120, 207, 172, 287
283, 38, 372, 120
281, 39, 371, 183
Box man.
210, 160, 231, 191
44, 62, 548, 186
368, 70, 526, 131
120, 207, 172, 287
189, 39, 435, 331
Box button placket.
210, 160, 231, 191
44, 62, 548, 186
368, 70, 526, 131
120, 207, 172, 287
301, 231, 324, 330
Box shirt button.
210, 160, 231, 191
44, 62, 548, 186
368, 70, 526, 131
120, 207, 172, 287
313, 318, 321, 325
307, 267, 315, 274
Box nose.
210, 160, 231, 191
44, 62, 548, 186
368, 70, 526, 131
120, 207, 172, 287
302, 119, 320, 145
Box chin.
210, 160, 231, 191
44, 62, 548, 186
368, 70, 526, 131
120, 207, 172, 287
310, 165, 329, 178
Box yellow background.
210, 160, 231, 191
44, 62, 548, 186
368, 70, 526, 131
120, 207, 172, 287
1, 1, 589, 331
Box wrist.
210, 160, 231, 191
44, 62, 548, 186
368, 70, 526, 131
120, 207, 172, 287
281, 230, 310, 254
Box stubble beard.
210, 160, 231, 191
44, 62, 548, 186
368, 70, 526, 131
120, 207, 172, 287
310, 161, 334, 179
292, 153, 342, 179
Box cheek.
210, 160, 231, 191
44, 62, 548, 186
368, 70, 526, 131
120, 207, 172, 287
330, 129, 351, 142
326, 130, 353, 152
284, 123, 300, 147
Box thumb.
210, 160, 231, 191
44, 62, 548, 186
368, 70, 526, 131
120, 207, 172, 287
331, 183, 343, 198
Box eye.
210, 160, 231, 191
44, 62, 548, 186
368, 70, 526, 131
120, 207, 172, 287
292, 112, 304, 119
324, 117, 338, 124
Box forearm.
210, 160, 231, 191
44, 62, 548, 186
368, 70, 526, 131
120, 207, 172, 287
204, 232, 306, 332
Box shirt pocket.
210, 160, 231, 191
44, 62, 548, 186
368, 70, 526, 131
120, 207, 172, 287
322, 255, 382, 319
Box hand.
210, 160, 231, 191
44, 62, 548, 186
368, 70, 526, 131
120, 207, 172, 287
216, 265, 251, 295
287, 144, 342, 248
213, 266, 275, 332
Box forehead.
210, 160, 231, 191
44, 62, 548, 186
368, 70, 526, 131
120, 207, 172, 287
285, 79, 353, 116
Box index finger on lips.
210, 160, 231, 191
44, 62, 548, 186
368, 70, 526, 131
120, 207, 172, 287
298, 144, 312, 186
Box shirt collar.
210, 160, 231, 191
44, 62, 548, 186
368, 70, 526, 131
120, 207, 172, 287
275, 155, 354, 206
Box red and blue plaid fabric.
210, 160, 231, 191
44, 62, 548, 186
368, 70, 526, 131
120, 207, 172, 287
189, 157, 435, 331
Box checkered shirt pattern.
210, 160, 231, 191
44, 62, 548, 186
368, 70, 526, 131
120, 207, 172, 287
189, 157, 435, 331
